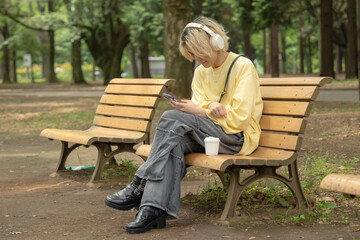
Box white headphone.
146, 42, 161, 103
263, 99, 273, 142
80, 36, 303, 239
185, 23, 224, 51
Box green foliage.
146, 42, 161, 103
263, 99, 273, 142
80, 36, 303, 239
123, 0, 163, 54
103, 158, 139, 182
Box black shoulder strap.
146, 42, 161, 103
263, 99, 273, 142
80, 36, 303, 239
218, 54, 242, 103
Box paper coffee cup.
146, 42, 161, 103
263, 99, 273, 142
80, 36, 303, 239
204, 137, 220, 155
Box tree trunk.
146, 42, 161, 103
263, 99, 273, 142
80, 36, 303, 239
345, 0, 358, 78
48, 29, 57, 83
357, 0, 360, 80
280, 30, 287, 73
64, 0, 86, 84
299, 36, 305, 74
319, 0, 334, 77
269, 22, 279, 77
192, 0, 204, 16
162, 0, 193, 98
306, 36, 313, 73
130, 44, 139, 78
36, 0, 58, 83
336, 45, 343, 74
71, 39, 86, 84
84, 22, 129, 85
357, 0, 360, 99
1, 25, 10, 84
140, 43, 152, 78
243, 31, 253, 60
10, 50, 17, 83
263, 29, 267, 74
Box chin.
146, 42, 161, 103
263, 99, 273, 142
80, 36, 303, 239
201, 63, 211, 68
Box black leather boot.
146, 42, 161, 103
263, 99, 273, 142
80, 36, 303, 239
126, 206, 166, 234
104, 176, 146, 210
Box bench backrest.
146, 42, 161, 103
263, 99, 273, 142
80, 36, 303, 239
92, 78, 174, 135
258, 77, 331, 153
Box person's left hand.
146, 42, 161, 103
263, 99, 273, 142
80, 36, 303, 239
169, 99, 207, 118
207, 102, 227, 118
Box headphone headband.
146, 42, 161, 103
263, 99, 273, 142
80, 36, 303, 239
184, 22, 224, 51
185, 23, 216, 37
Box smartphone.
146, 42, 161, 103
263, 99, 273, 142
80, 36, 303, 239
163, 93, 178, 102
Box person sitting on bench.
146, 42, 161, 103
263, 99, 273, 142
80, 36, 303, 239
104, 16, 263, 234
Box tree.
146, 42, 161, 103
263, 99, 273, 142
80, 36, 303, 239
64, 0, 86, 84
162, 0, 193, 98
345, 0, 358, 78
1, 0, 64, 83
123, 0, 163, 78
319, 0, 334, 77
0, 22, 10, 83
76, 0, 131, 85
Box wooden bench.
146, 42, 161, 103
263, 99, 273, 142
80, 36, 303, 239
136, 77, 332, 220
40, 78, 174, 183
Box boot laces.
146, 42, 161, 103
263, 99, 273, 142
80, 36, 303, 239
133, 179, 146, 195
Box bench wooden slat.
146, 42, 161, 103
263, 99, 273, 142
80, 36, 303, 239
184, 154, 234, 171
260, 116, 307, 133
40, 126, 147, 145
261, 86, 319, 100
110, 78, 175, 86
259, 133, 302, 150
105, 85, 164, 96
263, 101, 312, 117
96, 104, 154, 120
136, 144, 298, 169
260, 77, 332, 87
100, 94, 158, 107
233, 148, 297, 166
93, 115, 150, 132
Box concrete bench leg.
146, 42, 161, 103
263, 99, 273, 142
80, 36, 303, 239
220, 161, 308, 220
89, 143, 135, 183
56, 141, 82, 171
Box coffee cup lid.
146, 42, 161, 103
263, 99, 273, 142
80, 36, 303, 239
204, 137, 220, 143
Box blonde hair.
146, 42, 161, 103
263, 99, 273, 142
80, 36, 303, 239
179, 16, 229, 62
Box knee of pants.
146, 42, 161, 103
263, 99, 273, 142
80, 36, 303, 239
160, 110, 182, 120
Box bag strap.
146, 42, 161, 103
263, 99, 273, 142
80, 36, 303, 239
218, 54, 242, 103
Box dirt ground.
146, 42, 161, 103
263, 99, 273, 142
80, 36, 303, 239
0, 85, 360, 240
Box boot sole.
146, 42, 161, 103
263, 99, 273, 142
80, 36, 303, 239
104, 198, 140, 211
126, 214, 166, 234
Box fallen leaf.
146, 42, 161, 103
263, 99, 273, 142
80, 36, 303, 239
249, 237, 256, 240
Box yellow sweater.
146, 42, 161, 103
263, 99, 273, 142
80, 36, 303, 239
191, 52, 263, 155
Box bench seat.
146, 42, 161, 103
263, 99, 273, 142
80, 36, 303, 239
42, 126, 148, 145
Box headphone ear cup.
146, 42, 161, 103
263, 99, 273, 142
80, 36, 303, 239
211, 34, 224, 51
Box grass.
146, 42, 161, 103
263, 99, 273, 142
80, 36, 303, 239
311, 101, 360, 114
102, 158, 138, 182
0, 110, 95, 133
181, 151, 360, 225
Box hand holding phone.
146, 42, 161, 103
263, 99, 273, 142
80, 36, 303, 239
163, 93, 178, 102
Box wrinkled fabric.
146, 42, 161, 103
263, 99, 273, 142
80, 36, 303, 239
136, 110, 244, 218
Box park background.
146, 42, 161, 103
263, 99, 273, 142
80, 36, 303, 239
0, 0, 359, 95
0, 0, 360, 239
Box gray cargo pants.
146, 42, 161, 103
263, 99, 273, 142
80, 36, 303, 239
135, 110, 244, 219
